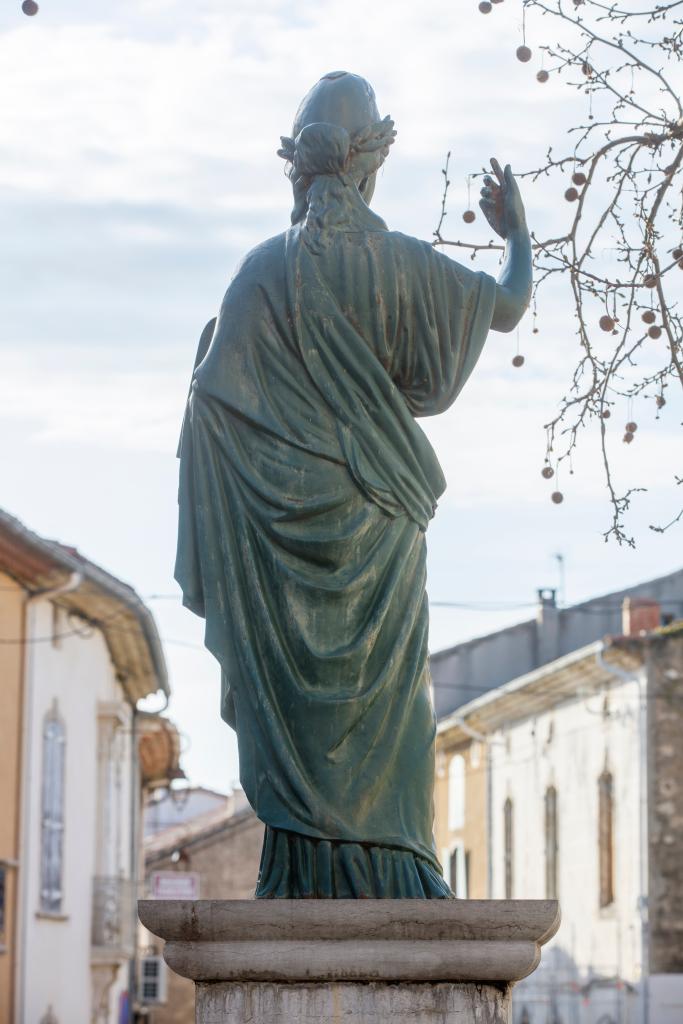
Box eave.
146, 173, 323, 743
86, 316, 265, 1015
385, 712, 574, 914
436, 639, 643, 747
0, 508, 168, 703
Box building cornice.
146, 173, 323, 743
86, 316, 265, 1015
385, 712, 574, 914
436, 639, 643, 744
0, 508, 168, 702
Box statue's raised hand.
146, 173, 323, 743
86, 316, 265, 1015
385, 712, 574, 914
479, 158, 526, 240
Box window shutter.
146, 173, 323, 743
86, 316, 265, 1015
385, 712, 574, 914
598, 771, 614, 908
40, 710, 66, 913
544, 785, 559, 900
503, 798, 513, 899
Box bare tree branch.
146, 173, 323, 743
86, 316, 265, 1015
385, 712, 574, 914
434, 0, 683, 544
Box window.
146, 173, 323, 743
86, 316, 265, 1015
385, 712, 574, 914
544, 785, 559, 900
40, 705, 66, 914
448, 844, 469, 898
139, 955, 167, 1004
0, 865, 5, 939
598, 770, 614, 907
448, 754, 465, 831
503, 797, 513, 899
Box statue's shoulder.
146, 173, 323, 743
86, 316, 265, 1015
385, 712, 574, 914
228, 231, 288, 288
382, 230, 485, 284
378, 230, 439, 263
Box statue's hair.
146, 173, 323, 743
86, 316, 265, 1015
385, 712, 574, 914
277, 116, 396, 225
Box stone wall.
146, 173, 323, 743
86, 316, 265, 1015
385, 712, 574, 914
647, 634, 683, 974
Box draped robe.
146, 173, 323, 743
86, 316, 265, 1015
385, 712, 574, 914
176, 219, 495, 896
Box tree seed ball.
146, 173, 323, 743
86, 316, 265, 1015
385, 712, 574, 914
601, 409, 611, 419
641, 310, 656, 324
541, 465, 555, 479
673, 247, 683, 260
463, 210, 476, 223
512, 354, 525, 367
644, 274, 657, 288
536, 70, 549, 83
599, 315, 615, 332
551, 491, 564, 504
648, 325, 662, 339
678, 259, 683, 270
479, 1, 492, 12
582, 61, 592, 76
572, 172, 587, 186
565, 187, 579, 202
626, 421, 637, 433
22, 0, 39, 13
516, 46, 532, 63
656, 395, 666, 408
623, 432, 634, 444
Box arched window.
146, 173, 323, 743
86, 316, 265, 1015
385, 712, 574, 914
40, 704, 66, 914
544, 785, 559, 900
503, 797, 513, 899
448, 754, 465, 831
598, 770, 614, 907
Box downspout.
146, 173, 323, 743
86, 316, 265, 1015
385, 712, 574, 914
596, 642, 648, 1024
486, 741, 493, 899
124, 687, 169, 1024
14, 571, 83, 1024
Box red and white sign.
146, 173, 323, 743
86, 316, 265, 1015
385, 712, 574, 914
150, 871, 200, 900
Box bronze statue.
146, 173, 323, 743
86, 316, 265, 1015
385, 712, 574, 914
176, 71, 531, 897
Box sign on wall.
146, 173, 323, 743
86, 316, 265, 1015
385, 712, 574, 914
150, 871, 200, 900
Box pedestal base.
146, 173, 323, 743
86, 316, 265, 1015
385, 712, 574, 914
197, 981, 510, 1024
138, 899, 560, 1024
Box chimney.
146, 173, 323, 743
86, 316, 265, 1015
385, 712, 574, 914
536, 588, 559, 665
622, 597, 660, 636
537, 588, 557, 616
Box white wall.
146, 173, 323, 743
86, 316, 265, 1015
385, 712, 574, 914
488, 671, 646, 1024
17, 598, 134, 1024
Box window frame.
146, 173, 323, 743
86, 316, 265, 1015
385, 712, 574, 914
39, 703, 66, 915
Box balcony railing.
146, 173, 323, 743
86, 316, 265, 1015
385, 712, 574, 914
91, 875, 135, 955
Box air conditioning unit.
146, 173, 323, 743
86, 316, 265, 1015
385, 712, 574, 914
139, 955, 167, 1004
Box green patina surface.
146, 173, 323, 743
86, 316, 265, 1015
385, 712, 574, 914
175, 71, 530, 897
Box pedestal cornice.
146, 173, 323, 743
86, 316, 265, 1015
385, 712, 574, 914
138, 898, 560, 985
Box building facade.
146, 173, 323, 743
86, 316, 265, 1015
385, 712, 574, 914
0, 509, 171, 1024
434, 603, 683, 1024
430, 570, 683, 718
140, 797, 263, 1024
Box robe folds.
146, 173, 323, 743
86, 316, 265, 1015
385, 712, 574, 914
175, 221, 495, 895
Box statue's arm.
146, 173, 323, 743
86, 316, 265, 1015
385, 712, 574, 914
479, 159, 532, 334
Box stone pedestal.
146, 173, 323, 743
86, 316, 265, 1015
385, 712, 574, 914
138, 899, 560, 1024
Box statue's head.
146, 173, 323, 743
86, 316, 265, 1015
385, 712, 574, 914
279, 72, 396, 224
292, 71, 380, 140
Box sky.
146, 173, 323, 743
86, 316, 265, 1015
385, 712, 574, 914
1, 0, 681, 793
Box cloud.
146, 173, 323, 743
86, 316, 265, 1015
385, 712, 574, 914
0, 0, 577, 213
